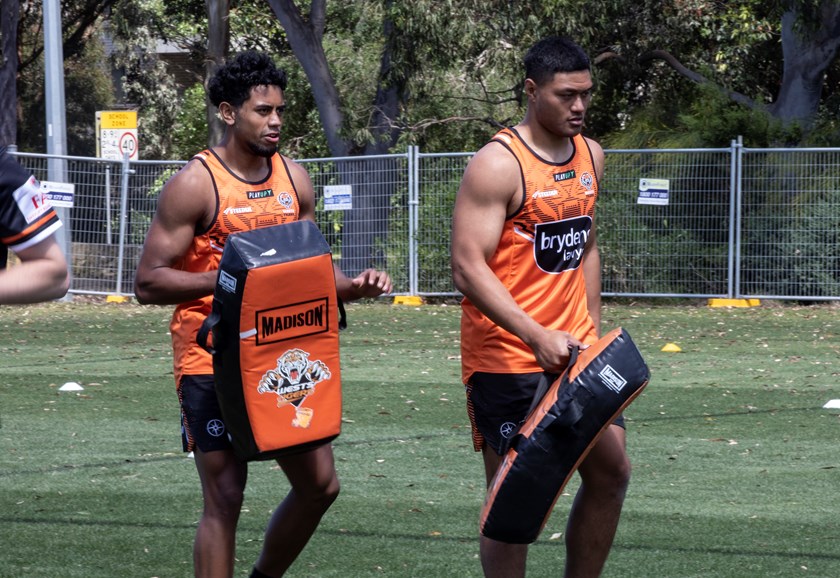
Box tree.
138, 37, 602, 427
591, 0, 840, 145
11, 0, 118, 150
262, 0, 537, 273
771, 0, 840, 128
204, 0, 229, 146
0, 0, 19, 146
263, 1, 403, 273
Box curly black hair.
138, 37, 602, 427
207, 50, 288, 108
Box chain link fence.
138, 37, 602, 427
11, 141, 840, 301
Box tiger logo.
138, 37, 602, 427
257, 348, 331, 428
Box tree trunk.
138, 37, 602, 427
266, 0, 349, 157
267, 0, 409, 276
769, 1, 840, 127
0, 0, 19, 146
338, 10, 403, 275
205, 0, 229, 147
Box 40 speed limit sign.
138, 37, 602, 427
97, 111, 139, 160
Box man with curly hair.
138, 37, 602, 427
135, 50, 392, 578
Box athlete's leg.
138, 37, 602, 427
252, 443, 340, 577
479, 445, 528, 578
563, 424, 630, 578
193, 447, 248, 578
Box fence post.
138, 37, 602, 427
115, 152, 132, 295
731, 136, 743, 299
105, 164, 113, 245
408, 145, 419, 296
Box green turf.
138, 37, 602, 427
1, 300, 838, 577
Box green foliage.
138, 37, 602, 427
678, 85, 798, 148
12, 0, 840, 155
16, 21, 114, 155
63, 42, 116, 156
110, 3, 181, 159
170, 83, 209, 160
603, 84, 799, 149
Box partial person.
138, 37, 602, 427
451, 36, 629, 578
0, 146, 69, 304
134, 51, 392, 578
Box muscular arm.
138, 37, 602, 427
0, 236, 69, 304
582, 138, 605, 337
289, 160, 392, 301
133, 162, 217, 305
451, 144, 584, 373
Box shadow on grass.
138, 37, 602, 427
3, 515, 838, 564
629, 405, 821, 423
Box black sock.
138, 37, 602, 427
249, 568, 273, 578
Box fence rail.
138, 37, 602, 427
11, 139, 840, 301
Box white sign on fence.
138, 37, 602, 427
324, 184, 353, 211
637, 178, 670, 206
40, 180, 75, 208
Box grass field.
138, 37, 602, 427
1, 299, 838, 577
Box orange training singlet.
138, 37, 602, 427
461, 128, 599, 382
170, 149, 301, 384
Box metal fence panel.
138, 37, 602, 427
301, 152, 411, 290
416, 152, 472, 295
739, 148, 840, 300
600, 148, 734, 298
9, 144, 840, 301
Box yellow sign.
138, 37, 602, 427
98, 111, 137, 130
97, 110, 139, 160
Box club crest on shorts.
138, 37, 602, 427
257, 348, 332, 428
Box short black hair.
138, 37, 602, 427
524, 36, 591, 86
207, 50, 287, 108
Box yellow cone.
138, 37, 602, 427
661, 343, 682, 352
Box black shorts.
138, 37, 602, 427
178, 374, 232, 453
466, 371, 625, 455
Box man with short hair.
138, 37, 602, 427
451, 36, 629, 577
134, 50, 392, 578
0, 146, 69, 304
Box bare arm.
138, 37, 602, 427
133, 162, 218, 305
289, 159, 392, 300
451, 144, 584, 374
0, 236, 69, 304
582, 138, 605, 337
582, 227, 601, 337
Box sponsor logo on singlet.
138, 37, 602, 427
553, 169, 576, 182
580, 171, 595, 194
277, 191, 294, 208
15, 176, 53, 223
533, 215, 591, 273
247, 189, 274, 200
223, 206, 253, 215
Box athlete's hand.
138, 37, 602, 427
350, 268, 393, 298
528, 328, 586, 374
